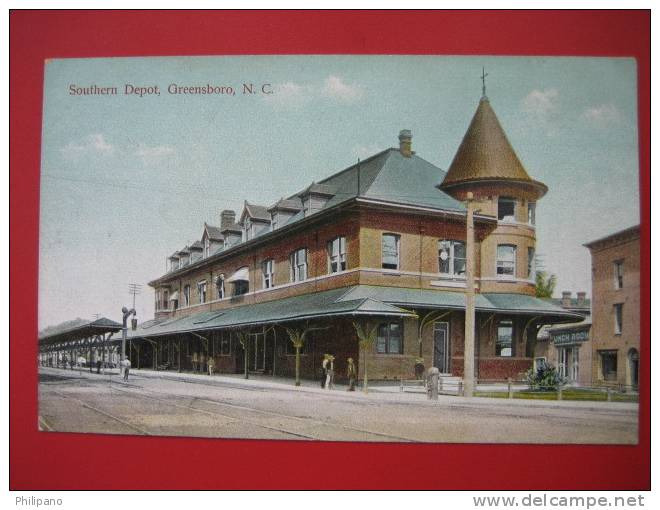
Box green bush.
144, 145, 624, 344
526, 363, 565, 391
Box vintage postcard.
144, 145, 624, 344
37, 55, 640, 444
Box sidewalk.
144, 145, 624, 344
39, 366, 638, 411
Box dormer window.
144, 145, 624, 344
244, 218, 252, 241
498, 197, 516, 222
204, 238, 210, 258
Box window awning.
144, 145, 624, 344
226, 267, 249, 283
169, 291, 179, 301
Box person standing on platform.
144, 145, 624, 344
321, 356, 328, 389
325, 354, 335, 390
122, 358, 131, 381
346, 357, 356, 391
208, 356, 215, 376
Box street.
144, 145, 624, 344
38, 367, 638, 443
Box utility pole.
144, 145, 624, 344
121, 306, 137, 377
463, 191, 476, 397
128, 283, 142, 310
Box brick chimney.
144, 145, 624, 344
221, 209, 236, 229
399, 129, 412, 157
576, 291, 586, 307
561, 291, 572, 308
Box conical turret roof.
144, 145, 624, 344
440, 97, 546, 196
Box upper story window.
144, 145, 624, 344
216, 274, 225, 299
290, 248, 308, 282
498, 197, 516, 222
183, 284, 191, 307
527, 247, 536, 280
614, 303, 623, 334
243, 218, 252, 242
155, 290, 161, 311
233, 280, 249, 296
528, 202, 536, 225
382, 233, 400, 270
262, 259, 274, 289
496, 320, 514, 357
204, 238, 211, 258
376, 322, 403, 354
328, 236, 347, 273
271, 213, 278, 231
614, 260, 624, 289
170, 258, 179, 272
197, 280, 207, 304
162, 289, 169, 310
438, 240, 466, 276
497, 244, 517, 279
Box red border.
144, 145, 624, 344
10, 10, 650, 490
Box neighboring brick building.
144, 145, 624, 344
535, 291, 591, 386
124, 94, 582, 383
585, 226, 640, 389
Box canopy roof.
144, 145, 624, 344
126, 287, 417, 339
39, 317, 122, 346
128, 285, 582, 340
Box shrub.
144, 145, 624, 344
526, 363, 565, 391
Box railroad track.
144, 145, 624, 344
109, 381, 420, 442
50, 389, 151, 435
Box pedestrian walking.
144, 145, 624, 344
122, 358, 131, 381
200, 352, 206, 374
208, 356, 215, 376
325, 354, 335, 390
96, 359, 102, 374
346, 357, 356, 391
192, 351, 198, 372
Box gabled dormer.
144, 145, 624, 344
221, 221, 242, 248
201, 223, 224, 258
239, 201, 271, 242
189, 240, 204, 263
268, 197, 303, 231
168, 252, 180, 272
177, 246, 191, 267
297, 182, 336, 217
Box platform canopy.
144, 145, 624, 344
39, 317, 123, 349
126, 284, 582, 341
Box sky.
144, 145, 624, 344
38, 56, 640, 329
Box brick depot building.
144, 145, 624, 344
585, 225, 640, 389
125, 95, 582, 383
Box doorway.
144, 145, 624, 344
628, 348, 639, 389
433, 322, 450, 374
248, 332, 266, 372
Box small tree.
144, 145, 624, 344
283, 324, 326, 386
535, 270, 557, 298
352, 321, 378, 393
235, 330, 250, 379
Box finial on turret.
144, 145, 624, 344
481, 67, 488, 99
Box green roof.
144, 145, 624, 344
126, 287, 416, 339
318, 149, 465, 213
39, 317, 123, 345
127, 285, 583, 340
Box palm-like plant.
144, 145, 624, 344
284, 326, 311, 386
353, 321, 378, 393
235, 330, 250, 379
